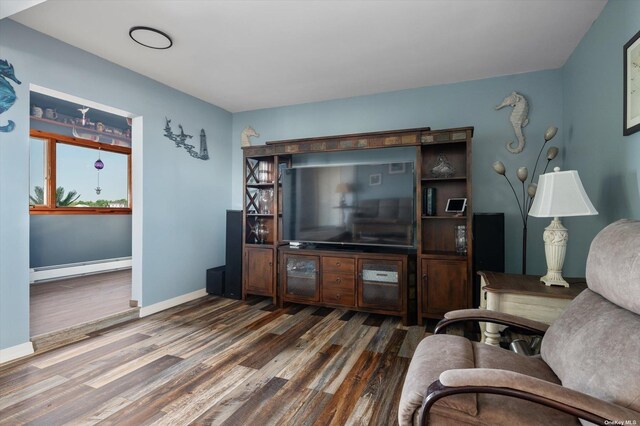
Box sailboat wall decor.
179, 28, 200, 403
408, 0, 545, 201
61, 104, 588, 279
163, 117, 209, 160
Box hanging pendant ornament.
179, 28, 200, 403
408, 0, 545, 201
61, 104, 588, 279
94, 148, 103, 195
78, 107, 90, 126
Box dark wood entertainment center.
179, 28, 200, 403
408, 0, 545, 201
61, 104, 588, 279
242, 126, 473, 325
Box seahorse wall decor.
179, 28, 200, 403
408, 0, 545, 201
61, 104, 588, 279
496, 91, 529, 154
241, 125, 260, 147
163, 117, 209, 160
0, 58, 21, 133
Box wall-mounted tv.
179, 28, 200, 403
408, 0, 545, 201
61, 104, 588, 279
282, 162, 415, 248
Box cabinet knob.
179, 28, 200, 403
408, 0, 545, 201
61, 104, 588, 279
336, 262, 341, 267
422, 274, 427, 281
336, 277, 342, 283
336, 293, 341, 299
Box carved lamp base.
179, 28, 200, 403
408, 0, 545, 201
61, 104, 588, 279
541, 217, 570, 287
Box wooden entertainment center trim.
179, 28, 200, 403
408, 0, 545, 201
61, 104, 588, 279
242, 125, 473, 324
279, 247, 411, 324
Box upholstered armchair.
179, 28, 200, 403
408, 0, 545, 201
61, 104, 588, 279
399, 219, 640, 425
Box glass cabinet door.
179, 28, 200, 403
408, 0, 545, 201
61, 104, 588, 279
284, 254, 320, 302
358, 259, 402, 311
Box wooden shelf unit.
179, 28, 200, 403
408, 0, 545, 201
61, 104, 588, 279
242, 154, 291, 304
279, 247, 410, 324
241, 125, 473, 322
416, 128, 473, 322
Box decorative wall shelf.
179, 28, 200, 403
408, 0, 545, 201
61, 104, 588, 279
30, 116, 131, 147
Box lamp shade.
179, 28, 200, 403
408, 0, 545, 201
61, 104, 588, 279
335, 183, 352, 193
529, 168, 597, 218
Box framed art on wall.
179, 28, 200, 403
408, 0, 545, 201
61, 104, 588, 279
624, 29, 640, 136
389, 163, 406, 174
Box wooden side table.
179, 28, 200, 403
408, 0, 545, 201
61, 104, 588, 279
478, 271, 587, 346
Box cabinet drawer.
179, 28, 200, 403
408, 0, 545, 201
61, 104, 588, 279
323, 257, 355, 274
322, 272, 355, 291
323, 284, 355, 307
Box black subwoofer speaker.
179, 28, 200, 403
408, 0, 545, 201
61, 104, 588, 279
206, 266, 225, 296
472, 213, 505, 308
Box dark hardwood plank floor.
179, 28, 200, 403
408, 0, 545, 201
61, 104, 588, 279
30, 270, 132, 336
2, 295, 429, 425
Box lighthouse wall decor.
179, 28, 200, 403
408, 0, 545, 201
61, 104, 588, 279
162, 117, 209, 160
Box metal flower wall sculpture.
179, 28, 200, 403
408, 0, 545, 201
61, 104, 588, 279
493, 126, 559, 274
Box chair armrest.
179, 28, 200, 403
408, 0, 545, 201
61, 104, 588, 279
434, 309, 549, 335
419, 368, 639, 426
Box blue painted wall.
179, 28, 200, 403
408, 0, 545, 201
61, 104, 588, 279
561, 0, 640, 275
1, 0, 631, 352
0, 20, 232, 350
30, 215, 131, 268
233, 70, 565, 277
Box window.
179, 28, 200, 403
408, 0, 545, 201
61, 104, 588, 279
29, 137, 48, 206
29, 130, 131, 214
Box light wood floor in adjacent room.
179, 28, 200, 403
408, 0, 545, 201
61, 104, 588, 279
30, 270, 132, 336
2, 295, 429, 425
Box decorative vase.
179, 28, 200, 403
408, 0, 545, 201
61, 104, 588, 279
255, 219, 269, 244
455, 225, 467, 255
257, 161, 274, 183
258, 189, 274, 214
431, 154, 456, 178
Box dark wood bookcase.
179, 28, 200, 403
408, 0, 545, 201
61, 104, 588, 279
416, 129, 473, 322
241, 126, 473, 322
242, 153, 291, 304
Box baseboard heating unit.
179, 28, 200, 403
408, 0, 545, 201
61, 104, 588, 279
29, 257, 132, 284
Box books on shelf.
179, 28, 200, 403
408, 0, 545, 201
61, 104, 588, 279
423, 187, 436, 216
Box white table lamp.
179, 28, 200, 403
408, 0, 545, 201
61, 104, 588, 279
529, 167, 598, 287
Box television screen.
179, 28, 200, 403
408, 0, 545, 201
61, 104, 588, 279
282, 162, 415, 248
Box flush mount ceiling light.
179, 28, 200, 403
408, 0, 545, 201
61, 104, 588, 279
129, 26, 172, 49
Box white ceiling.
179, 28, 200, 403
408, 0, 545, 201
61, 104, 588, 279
11, 0, 606, 113
0, 0, 46, 20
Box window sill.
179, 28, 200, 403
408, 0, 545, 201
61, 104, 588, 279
29, 208, 132, 215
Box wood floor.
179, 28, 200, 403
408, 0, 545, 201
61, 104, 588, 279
30, 270, 132, 336
1, 294, 429, 425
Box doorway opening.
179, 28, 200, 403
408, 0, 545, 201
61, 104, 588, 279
28, 85, 141, 345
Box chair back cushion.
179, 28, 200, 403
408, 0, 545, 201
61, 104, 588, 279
585, 219, 640, 315
541, 219, 640, 412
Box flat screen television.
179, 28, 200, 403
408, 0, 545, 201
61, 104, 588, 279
282, 162, 415, 248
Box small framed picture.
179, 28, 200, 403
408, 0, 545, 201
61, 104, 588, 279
369, 173, 381, 186
389, 163, 406, 174
624, 29, 640, 136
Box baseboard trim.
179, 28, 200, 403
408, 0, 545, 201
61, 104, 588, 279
0, 341, 35, 364
139, 288, 208, 317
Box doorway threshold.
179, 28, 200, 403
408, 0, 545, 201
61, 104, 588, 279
31, 307, 140, 354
